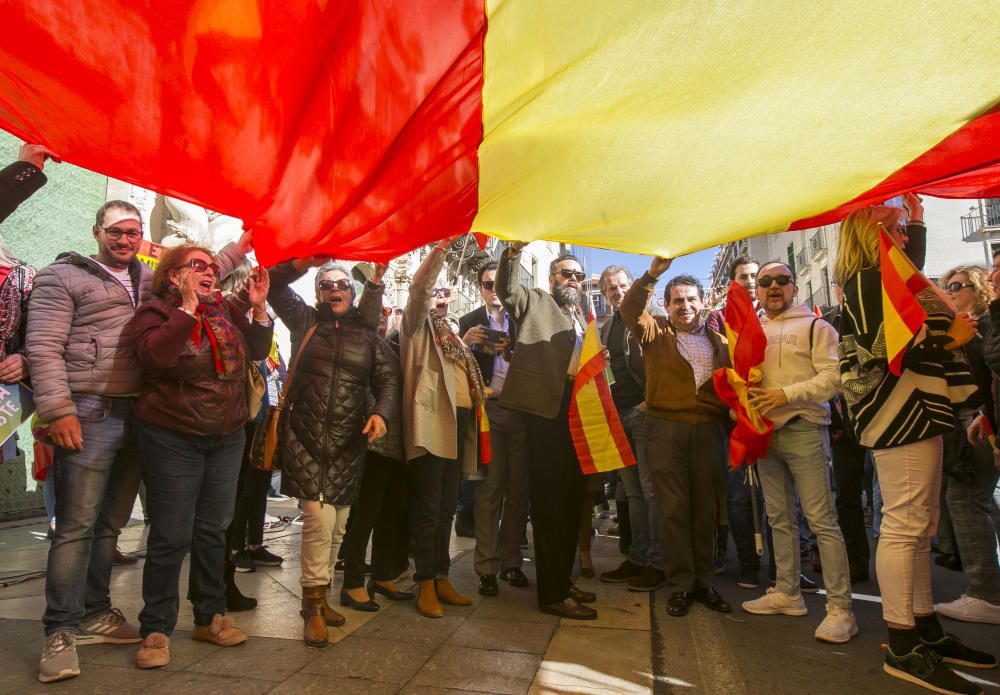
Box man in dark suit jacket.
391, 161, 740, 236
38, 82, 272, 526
458, 262, 530, 598
496, 242, 598, 620
0, 143, 55, 224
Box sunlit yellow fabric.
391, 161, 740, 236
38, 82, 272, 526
474, 1, 1000, 257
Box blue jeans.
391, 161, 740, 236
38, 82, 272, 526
137, 419, 244, 636
618, 407, 663, 569
43, 395, 141, 635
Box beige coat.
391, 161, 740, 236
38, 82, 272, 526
399, 247, 477, 475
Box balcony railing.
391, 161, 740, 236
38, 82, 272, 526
809, 231, 827, 258
960, 198, 1000, 242
795, 248, 808, 273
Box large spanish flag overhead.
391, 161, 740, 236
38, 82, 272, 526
0, 2, 998, 263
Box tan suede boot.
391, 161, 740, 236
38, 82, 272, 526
416, 579, 444, 618
435, 577, 473, 606
301, 586, 329, 647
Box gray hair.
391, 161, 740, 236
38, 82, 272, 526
315, 262, 356, 299
599, 265, 632, 291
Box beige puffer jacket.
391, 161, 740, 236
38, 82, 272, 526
25, 253, 153, 422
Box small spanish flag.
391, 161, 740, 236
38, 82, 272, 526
981, 413, 997, 451
712, 282, 774, 469
477, 404, 492, 465
569, 318, 636, 474
879, 228, 931, 376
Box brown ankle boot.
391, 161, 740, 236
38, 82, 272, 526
416, 579, 444, 618
435, 577, 473, 606
322, 593, 346, 627
301, 586, 329, 647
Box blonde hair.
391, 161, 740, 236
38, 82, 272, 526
0, 233, 19, 268
834, 206, 904, 286
941, 265, 991, 316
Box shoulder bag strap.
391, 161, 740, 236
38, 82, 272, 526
275, 322, 319, 409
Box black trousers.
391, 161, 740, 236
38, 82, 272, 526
831, 436, 870, 575
523, 383, 586, 607
226, 425, 271, 551
342, 452, 410, 588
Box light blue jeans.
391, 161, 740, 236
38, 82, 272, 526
758, 420, 851, 608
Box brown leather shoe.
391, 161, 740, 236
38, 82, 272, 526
299, 587, 328, 647
435, 578, 473, 606
540, 599, 598, 620
322, 593, 346, 627
417, 580, 444, 618
191, 614, 247, 647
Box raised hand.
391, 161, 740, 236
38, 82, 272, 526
18, 143, 59, 170
177, 267, 200, 311
649, 257, 673, 278
248, 266, 270, 314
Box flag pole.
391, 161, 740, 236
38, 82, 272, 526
747, 464, 764, 556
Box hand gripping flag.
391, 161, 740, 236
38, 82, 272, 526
569, 316, 635, 474
879, 228, 932, 376
712, 283, 774, 469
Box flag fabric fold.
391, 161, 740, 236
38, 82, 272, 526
712, 283, 773, 469
878, 228, 932, 376
569, 318, 635, 475
477, 403, 492, 465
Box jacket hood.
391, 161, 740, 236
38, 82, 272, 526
761, 303, 815, 323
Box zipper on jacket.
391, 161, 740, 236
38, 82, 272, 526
317, 319, 343, 507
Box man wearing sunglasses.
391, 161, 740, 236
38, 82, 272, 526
741, 262, 857, 644
458, 261, 529, 598
27, 200, 247, 683
495, 243, 597, 620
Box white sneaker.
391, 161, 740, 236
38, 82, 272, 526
741, 587, 807, 616
935, 595, 1000, 625
814, 604, 858, 643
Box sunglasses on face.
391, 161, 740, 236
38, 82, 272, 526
318, 278, 353, 292
187, 258, 221, 275
100, 225, 142, 242
431, 288, 452, 298
557, 269, 586, 282
944, 282, 975, 293
481, 280, 496, 291
757, 275, 792, 288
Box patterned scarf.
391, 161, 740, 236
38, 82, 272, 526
431, 313, 487, 406
0, 263, 33, 362
168, 289, 243, 376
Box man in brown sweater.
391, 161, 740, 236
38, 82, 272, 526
620, 257, 732, 617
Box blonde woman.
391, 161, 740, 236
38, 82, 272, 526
835, 195, 993, 694
935, 265, 1000, 626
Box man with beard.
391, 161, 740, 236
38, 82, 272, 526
496, 244, 597, 619
459, 262, 530, 597
620, 260, 732, 618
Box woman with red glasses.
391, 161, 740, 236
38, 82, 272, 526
128, 244, 273, 669
265, 257, 398, 647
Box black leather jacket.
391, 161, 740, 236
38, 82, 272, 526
268, 263, 399, 504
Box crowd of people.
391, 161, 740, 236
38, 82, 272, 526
0, 144, 997, 695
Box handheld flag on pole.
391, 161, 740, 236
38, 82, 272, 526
569, 315, 636, 474
878, 228, 932, 376
477, 404, 492, 465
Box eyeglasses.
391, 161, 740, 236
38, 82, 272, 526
431, 288, 452, 298
187, 258, 221, 275
944, 282, 975, 293
318, 278, 353, 292
757, 275, 793, 288
557, 269, 586, 282
99, 225, 142, 242
481, 280, 495, 291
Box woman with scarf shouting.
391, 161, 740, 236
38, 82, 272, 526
128, 244, 273, 669
401, 236, 491, 618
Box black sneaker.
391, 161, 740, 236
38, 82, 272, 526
883, 644, 982, 695
923, 633, 998, 669
233, 549, 255, 573
768, 573, 818, 594
627, 566, 667, 592
599, 559, 642, 584
736, 566, 759, 589
250, 546, 283, 567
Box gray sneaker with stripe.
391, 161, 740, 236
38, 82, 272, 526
38, 630, 80, 683
77, 607, 141, 644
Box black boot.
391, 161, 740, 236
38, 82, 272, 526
225, 561, 258, 612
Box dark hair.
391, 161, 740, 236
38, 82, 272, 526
95, 200, 142, 228
665, 274, 703, 300
728, 255, 759, 281
992, 248, 1000, 261
549, 254, 582, 277
599, 265, 632, 291
477, 261, 498, 286
758, 260, 796, 283
150, 244, 214, 297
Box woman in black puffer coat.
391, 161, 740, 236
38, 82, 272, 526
267, 259, 398, 647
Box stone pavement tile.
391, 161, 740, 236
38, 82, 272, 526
353, 608, 464, 648
471, 590, 558, 626
0, 619, 44, 694
77, 632, 222, 671
233, 568, 299, 606
9, 664, 169, 695
0, 593, 44, 620
530, 626, 651, 695
446, 617, 555, 655
227, 597, 327, 642
0, 576, 46, 600
185, 634, 321, 681
399, 687, 490, 695
335, 598, 389, 637
560, 585, 650, 631
410, 645, 541, 695
300, 635, 433, 683
149, 670, 275, 694
271, 673, 402, 695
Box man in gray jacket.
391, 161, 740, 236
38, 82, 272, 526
496, 242, 597, 620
